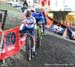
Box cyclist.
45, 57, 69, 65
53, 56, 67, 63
32, 8, 45, 35
20, 9, 37, 56
40, 8, 47, 35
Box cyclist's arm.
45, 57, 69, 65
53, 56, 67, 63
21, 12, 25, 20
20, 24, 24, 30
20, 20, 26, 30
32, 17, 37, 30
21, 10, 27, 20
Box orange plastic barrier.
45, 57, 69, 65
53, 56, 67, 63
46, 16, 53, 28
0, 26, 26, 60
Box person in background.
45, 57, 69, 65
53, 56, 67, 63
21, 0, 28, 12
66, 22, 74, 39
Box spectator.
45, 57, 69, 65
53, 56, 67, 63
21, 0, 28, 12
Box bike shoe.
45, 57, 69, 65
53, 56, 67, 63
32, 51, 37, 57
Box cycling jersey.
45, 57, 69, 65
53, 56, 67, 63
20, 16, 36, 35
22, 16, 36, 29
32, 12, 45, 24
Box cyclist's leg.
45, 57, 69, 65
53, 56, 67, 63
36, 25, 42, 48
37, 24, 42, 38
36, 20, 42, 37
41, 17, 46, 35
38, 20, 43, 32
42, 23, 46, 35
32, 35, 36, 51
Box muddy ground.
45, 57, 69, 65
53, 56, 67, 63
1, 4, 75, 67
0, 31, 75, 67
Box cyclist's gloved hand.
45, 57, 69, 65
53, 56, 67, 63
20, 24, 24, 30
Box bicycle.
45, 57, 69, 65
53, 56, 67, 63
25, 31, 33, 61
36, 24, 42, 48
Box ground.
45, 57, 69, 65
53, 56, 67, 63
0, 31, 75, 67
0, 2, 75, 67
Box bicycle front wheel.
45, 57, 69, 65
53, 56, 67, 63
26, 35, 32, 61
36, 26, 41, 48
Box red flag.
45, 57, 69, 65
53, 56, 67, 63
40, 0, 46, 6
48, 0, 50, 6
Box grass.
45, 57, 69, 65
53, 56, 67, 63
0, 2, 22, 30
0, 2, 21, 19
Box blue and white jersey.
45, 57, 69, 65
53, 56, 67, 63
22, 16, 36, 28
32, 12, 45, 24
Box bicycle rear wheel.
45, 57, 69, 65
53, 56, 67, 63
26, 35, 32, 61
36, 25, 41, 48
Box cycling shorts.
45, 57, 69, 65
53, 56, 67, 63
36, 18, 45, 25
20, 26, 35, 36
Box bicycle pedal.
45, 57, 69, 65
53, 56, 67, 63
32, 51, 37, 57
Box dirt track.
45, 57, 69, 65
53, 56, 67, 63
1, 32, 75, 67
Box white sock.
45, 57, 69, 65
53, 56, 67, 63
41, 28, 43, 32
32, 45, 35, 52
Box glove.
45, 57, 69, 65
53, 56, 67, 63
20, 24, 24, 30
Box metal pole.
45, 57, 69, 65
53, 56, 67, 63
0, 31, 4, 53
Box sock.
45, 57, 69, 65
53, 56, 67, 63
41, 28, 43, 32
32, 45, 35, 52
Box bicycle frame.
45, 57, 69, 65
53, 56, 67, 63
25, 31, 33, 61
26, 31, 33, 46
37, 25, 42, 38
36, 25, 42, 48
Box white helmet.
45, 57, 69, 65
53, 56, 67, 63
35, 8, 41, 13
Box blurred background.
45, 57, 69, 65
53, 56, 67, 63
0, 0, 75, 29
